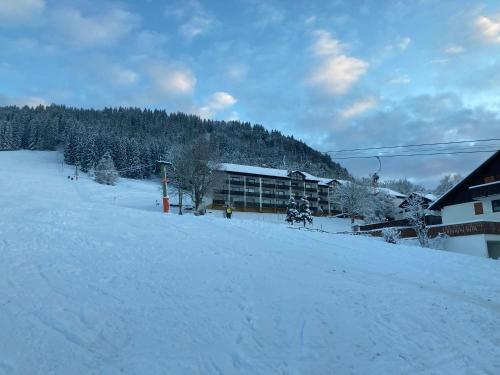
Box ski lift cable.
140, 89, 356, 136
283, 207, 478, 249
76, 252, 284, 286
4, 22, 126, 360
332, 149, 498, 160
331, 143, 500, 158
326, 138, 500, 153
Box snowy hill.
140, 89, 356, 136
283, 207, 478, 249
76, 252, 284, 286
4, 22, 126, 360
1, 151, 499, 375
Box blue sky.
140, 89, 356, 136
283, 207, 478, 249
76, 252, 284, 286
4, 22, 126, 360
1, 0, 500, 186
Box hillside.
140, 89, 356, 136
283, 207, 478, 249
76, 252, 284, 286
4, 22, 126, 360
0, 105, 349, 179
1, 150, 499, 375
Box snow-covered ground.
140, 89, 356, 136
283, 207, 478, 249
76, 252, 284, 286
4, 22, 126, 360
1, 150, 499, 375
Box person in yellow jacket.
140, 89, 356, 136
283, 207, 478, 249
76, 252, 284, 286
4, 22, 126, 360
226, 206, 233, 219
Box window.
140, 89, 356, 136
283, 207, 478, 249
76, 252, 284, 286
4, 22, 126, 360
484, 176, 495, 183
474, 202, 484, 215
277, 191, 285, 196
247, 178, 256, 184
492, 199, 500, 213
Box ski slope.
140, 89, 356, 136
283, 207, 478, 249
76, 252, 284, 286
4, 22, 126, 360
1, 151, 499, 375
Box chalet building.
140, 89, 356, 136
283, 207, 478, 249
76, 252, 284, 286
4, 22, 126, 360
429, 150, 500, 258
210, 163, 345, 214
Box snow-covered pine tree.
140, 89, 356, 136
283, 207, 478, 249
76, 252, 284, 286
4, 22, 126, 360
0, 120, 13, 150
79, 135, 97, 173
64, 131, 80, 165
297, 197, 313, 227
95, 151, 119, 186
286, 197, 299, 225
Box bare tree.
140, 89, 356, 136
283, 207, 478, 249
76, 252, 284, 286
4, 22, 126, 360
434, 174, 462, 198
333, 182, 369, 224
169, 135, 220, 212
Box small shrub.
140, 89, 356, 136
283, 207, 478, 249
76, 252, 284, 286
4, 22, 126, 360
429, 233, 449, 250
382, 227, 401, 244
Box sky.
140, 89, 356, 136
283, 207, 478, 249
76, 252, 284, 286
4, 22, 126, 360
1, 0, 500, 187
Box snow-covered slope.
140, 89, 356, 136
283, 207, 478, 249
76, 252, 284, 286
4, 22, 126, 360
1, 151, 499, 375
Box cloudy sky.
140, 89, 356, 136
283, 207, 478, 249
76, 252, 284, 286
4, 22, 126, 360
1, 0, 500, 186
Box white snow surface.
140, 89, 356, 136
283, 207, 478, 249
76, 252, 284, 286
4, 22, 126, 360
1, 151, 500, 375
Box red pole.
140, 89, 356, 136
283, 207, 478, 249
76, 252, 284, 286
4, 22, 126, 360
160, 163, 170, 213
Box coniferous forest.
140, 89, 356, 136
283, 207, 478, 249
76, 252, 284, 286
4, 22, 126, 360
0, 105, 350, 179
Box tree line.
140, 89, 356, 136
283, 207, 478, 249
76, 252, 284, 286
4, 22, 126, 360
0, 104, 350, 180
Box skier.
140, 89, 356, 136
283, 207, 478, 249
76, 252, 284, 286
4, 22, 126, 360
226, 206, 233, 219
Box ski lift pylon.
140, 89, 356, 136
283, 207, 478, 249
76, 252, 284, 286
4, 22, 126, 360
371, 156, 382, 194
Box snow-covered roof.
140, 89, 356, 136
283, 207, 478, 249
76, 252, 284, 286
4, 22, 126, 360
295, 171, 320, 182
317, 177, 335, 186
377, 187, 406, 199
218, 163, 349, 184
414, 192, 437, 201
218, 163, 290, 178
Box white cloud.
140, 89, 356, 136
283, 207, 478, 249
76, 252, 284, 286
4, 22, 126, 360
51, 7, 140, 47
109, 65, 138, 86
311, 29, 344, 56
147, 62, 197, 95
207, 91, 237, 109
307, 30, 368, 95
340, 97, 378, 119
0, 0, 44, 22
180, 15, 213, 40
307, 55, 368, 95
475, 15, 500, 44
165, 0, 214, 40
197, 91, 237, 118
0, 93, 48, 107
398, 36, 411, 50
444, 45, 465, 54
389, 73, 411, 84
305, 15, 316, 25
226, 64, 248, 80
226, 111, 239, 121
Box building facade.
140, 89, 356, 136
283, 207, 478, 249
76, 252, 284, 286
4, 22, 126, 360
209, 163, 344, 214
429, 150, 500, 258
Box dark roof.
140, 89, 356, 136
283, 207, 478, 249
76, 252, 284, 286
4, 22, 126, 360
429, 149, 500, 210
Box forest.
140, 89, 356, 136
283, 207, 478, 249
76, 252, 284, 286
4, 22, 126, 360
0, 105, 350, 180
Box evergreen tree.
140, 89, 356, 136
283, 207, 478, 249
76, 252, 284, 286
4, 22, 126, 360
0, 121, 13, 150
79, 135, 97, 173
297, 197, 313, 227
95, 152, 119, 186
286, 197, 299, 225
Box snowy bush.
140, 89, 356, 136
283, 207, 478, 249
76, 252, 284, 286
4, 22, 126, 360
404, 194, 429, 248
429, 233, 449, 250
95, 152, 119, 186
381, 227, 401, 244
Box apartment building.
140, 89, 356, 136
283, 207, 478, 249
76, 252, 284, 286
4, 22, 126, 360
210, 163, 345, 214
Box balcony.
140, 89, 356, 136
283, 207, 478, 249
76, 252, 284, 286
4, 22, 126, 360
469, 181, 500, 199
